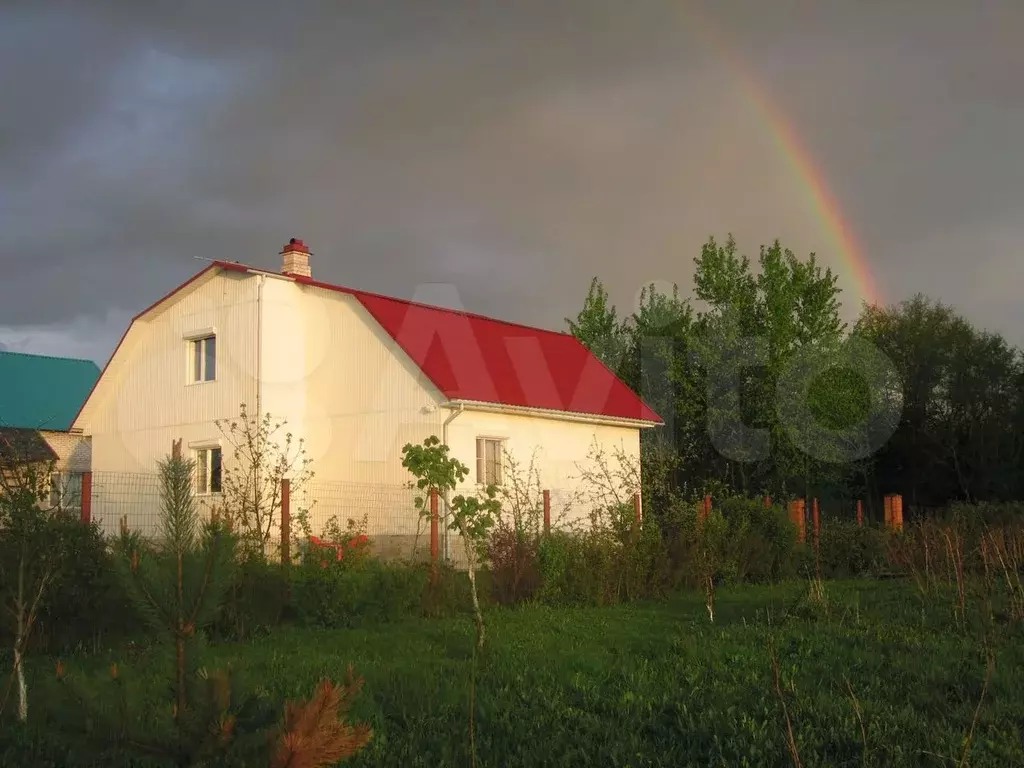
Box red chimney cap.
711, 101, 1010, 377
280, 237, 310, 254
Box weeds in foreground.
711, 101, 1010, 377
767, 634, 802, 768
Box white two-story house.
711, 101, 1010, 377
72, 239, 661, 554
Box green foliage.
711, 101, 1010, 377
856, 296, 1024, 506
565, 277, 628, 374
290, 557, 428, 629
49, 450, 255, 765
675, 497, 800, 587
401, 436, 499, 649
214, 557, 289, 642
487, 523, 542, 606
534, 507, 666, 607
816, 521, 889, 579
400, 435, 465, 503
7, 581, 1024, 767
29, 521, 137, 654
214, 403, 315, 558
113, 456, 238, 642
0, 444, 69, 722
570, 236, 1024, 522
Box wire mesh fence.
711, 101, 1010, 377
296, 479, 427, 562
84, 472, 453, 563
75, 470, 907, 565
89, 471, 165, 538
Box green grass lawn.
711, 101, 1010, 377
5, 580, 1024, 767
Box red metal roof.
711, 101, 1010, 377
75, 260, 661, 427
289, 273, 662, 424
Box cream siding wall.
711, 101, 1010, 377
260, 281, 446, 483
81, 271, 259, 534
448, 410, 641, 531
259, 281, 445, 556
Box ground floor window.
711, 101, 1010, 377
475, 437, 505, 486
194, 447, 223, 494
48, 472, 83, 511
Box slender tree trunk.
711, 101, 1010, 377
15, 552, 27, 722
464, 541, 485, 650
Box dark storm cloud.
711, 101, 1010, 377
1, 0, 1022, 364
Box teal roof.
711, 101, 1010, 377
0, 351, 101, 431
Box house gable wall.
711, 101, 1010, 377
81, 270, 259, 474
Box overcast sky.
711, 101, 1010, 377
1, 0, 1021, 364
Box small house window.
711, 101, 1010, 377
475, 438, 504, 486
190, 335, 217, 382
48, 472, 82, 511
195, 447, 222, 494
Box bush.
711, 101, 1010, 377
289, 554, 427, 628
534, 504, 666, 606
667, 498, 800, 588
535, 531, 594, 605
3, 519, 136, 654
488, 522, 542, 606
215, 555, 290, 640
817, 520, 889, 579
424, 562, 491, 618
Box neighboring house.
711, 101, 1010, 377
0, 351, 100, 510
72, 239, 661, 550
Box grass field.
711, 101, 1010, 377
5, 579, 1024, 767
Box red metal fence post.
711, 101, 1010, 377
633, 492, 642, 529
884, 494, 893, 530
542, 489, 551, 535
80, 471, 92, 524
280, 478, 291, 566
789, 500, 806, 544
697, 494, 711, 532
764, 494, 772, 508
856, 499, 864, 527
893, 494, 904, 532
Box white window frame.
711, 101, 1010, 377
48, 471, 83, 511
475, 436, 506, 487
184, 328, 217, 384
191, 443, 223, 496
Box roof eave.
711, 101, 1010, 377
442, 399, 663, 429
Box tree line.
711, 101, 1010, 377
567, 235, 1024, 521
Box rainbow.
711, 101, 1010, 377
684, 5, 883, 308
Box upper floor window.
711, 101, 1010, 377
195, 447, 222, 495
476, 437, 504, 486
190, 335, 216, 383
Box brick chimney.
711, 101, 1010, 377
280, 238, 312, 278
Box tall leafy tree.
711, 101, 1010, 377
566, 277, 628, 375
855, 296, 1024, 507
692, 236, 849, 499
